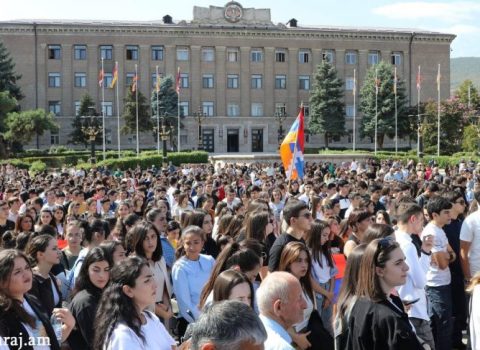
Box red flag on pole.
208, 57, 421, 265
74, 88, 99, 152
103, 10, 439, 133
416, 65, 422, 91
175, 67, 181, 94
131, 73, 138, 92
98, 68, 104, 87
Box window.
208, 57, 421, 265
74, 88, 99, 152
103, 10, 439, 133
346, 105, 355, 117
151, 46, 164, 61
48, 73, 61, 88
105, 129, 112, 144
104, 73, 113, 87
391, 52, 402, 65
128, 135, 137, 144
74, 45, 86, 60
50, 130, 59, 145
251, 49, 263, 62
298, 50, 310, 63
151, 73, 158, 89
368, 51, 379, 65
303, 104, 309, 117
227, 48, 239, 62
227, 103, 240, 117
179, 102, 189, 117
74, 101, 81, 116
323, 50, 334, 64
48, 45, 61, 59
202, 102, 214, 117
202, 74, 214, 89
202, 47, 215, 62
74, 73, 87, 88
100, 45, 113, 60
275, 49, 286, 62
298, 75, 310, 90
177, 47, 189, 61
180, 73, 189, 88
180, 135, 188, 145
251, 74, 263, 89
275, 75, 286, 89
345, 77, 355, 91
345, 51, 357, 65
251, 103, 263, 117
275, 103, 286, 115
126, 45, 138, 60
227, 74, 239, 89
102, 102, 113, 117
126, 73, 135, 86
48, 101, 61, 116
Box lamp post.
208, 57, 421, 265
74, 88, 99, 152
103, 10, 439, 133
409, 113, 427, 158
81, 108, 101, 164
153, 110, 170, 168
274, 108, 288, 146
193, 107, 207, 151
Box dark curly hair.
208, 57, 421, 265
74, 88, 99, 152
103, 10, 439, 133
93, 256, 151, 349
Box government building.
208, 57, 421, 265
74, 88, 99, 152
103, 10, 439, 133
0, 2, 455, 153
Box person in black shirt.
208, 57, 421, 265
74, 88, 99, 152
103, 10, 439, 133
268, 199, 312, 272
0, 200, 15, 237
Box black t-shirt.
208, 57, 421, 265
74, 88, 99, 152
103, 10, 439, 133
0, 220, 15, 237
268, 232, 304, 272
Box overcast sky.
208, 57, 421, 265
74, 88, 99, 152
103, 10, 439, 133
2, 0, 479, 57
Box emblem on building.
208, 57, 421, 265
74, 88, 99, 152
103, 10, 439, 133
224, 2, 243, 23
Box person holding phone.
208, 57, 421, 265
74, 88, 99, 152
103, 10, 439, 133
395, 201, 435, 349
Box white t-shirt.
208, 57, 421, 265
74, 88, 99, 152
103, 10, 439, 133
460, 209, 480, 276
104, 311, 176, 350
421, 222, 451, 287
311, 254, 336, 284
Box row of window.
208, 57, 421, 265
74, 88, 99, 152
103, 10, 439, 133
49, 100, 360, 119
47, 44, 403, 66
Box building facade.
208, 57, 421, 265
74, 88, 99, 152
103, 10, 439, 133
0, 2, 455, 152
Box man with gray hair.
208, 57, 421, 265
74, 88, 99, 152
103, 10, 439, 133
256, 271, 308, 350
189, 300, 267, 350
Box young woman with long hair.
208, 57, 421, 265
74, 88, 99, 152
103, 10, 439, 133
67, 246, 112, 350
34, 208, 55, 233
52, 205, 66, 238
212, 269, 254, 308
0, 248, 75, 349
183, 209, 218, 258
93, 256, 176, 350
343, 210, 372, 257
14, 213, 35, 235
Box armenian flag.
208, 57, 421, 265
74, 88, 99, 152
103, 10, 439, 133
98, 68, 104, 87
131, 73, 138, 92
175, 67, 181, 94
280, 106, 305, 180
110, 62, 118, 88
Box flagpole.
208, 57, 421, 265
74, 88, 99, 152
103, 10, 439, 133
156, 66, 160, 155
417, 65, 421, 158
374, 68, 378, 155
437, 63, 441, 157
101, 57, 106, 161
353, 68, 356, 152
394, 67, 398, 155
115, 62, 121, 159
135, 64, 139, 157
287, 104, 303, 187
177, 89, 181, 152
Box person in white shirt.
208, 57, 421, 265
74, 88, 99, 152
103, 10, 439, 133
421, 197, 456, 350
256, 272, 307, 350
189, 300, 267, 350
394, 202, 435, 350
93, 256, 176, 350
460, 190, 480, 283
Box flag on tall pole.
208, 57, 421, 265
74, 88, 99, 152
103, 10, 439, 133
101, 57, 106, 161
155, 66, 160, 154
437, 63, 441, 157
394, 66, 398, 154
280, 105, 305, 181
176, 67, 181, 152
175, 67, 181, 94
436, 63, 441, 92
110, 62, 118, 88
416, 65, 421, 92
98, 67, 104, 87
114, 61, 121, 159
374, 68, 379, 155
131, 72, 138, 93
352, 68, 356, 152
134, 64, 139, 156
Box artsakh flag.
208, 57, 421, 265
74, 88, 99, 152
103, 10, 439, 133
175, 67, 181, 94
436, 64, 441, 92
280, 105, 305, 180
416, 65, 422, 91
131, 73, 138, 92
98, 68, 104, 87
110, 62, 118, 88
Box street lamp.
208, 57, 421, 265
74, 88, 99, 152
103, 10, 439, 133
81, 108, 101, 164
274, 108, 288, 146
152, 112, 170, 169
193, 107, 207, 151
408, 113, 427, 158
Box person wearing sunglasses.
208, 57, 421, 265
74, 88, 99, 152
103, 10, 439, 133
343, 238, 424, 349
268, 200, 312, 272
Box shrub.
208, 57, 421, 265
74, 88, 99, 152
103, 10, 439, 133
29, 161, 47, 174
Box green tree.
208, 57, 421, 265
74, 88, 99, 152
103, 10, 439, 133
308, 62, 345, 148
455, 80, 480, 111
122, 89, 151, 134
151, 76, 180, 147
3, 109, 58, 148
462, 124, 480, 152
68, 93, 100, 147
421, 98, 469, 155
359, 61, 409, 149
0, 42, 23, 101
0, 91, 18, 156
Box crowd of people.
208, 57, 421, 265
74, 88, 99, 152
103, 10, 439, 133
0, 157, 478, 349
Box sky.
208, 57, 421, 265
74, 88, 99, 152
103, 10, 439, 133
2, 0, 479, 57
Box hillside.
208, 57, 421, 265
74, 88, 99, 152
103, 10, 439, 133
451, 57, 480, 93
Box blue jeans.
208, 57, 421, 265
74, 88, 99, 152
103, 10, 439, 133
315, 281, 334, 337
425, 284, 453, 350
